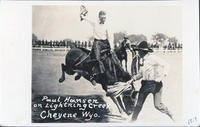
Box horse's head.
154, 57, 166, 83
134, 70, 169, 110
119, 40, 128, 50
121, 40, 126, 46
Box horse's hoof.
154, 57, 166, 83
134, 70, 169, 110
75, 74, 81, 80
59, 78, 65, 83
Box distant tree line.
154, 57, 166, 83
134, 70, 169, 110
114, 32, 182, 50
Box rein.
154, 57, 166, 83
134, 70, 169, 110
75, 54, 90, 67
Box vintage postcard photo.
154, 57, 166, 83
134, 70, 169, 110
32, 4, 183, 124
1, 0, 200, 126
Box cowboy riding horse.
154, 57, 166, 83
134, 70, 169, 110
58, 42, 138, 116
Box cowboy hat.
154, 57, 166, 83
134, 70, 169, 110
135, 41, 153, 52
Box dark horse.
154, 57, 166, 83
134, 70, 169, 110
59, 46, 135, 115
115, 39, 132, 72
115, 39, 141, 76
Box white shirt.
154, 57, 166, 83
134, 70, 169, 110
135, 53, 170, 82
93, 22, 109, 40
83, 17, 114, 50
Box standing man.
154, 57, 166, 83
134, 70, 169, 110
80, 7, 115, 85
123, 36, 132, 52
131, 41, 174, 121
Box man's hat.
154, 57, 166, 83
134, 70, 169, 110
136, 41, 153, 52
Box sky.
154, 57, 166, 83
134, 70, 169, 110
32, 4, 182, 43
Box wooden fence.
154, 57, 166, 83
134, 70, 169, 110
32, 46, 182, 53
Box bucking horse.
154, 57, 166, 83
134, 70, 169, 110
59, 44, 138, 116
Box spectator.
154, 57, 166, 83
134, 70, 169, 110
84, 41, 87, 48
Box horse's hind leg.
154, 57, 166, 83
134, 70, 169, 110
118, 95, 126, 112
110, 96, 126, 115
110, 96, 123, 113
59, 63, 66, 83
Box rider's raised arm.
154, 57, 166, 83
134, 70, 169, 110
81, 15, 95, 28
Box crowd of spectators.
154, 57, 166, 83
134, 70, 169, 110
32, 40, 93, 49
33, 39, 182, 51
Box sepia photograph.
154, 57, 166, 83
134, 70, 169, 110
31, 4, 184, 125
0, 0, 199, 126
32, 4, 183, 124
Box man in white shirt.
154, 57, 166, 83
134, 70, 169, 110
131, 41, 174, 121
80, 10, 118, 85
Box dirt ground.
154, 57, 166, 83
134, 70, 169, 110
32, 49, 182, 125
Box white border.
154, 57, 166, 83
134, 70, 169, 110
0, 0, 199, 126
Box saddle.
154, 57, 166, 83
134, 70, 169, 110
75, 48, 111, 67
74, 47, 119, 86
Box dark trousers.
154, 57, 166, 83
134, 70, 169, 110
90, 39, 111, 74
132, 80, 173, 121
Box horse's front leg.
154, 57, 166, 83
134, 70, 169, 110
59, 63, 66, 83
74, 71, 88, 80
125, 59, 128, 72
110, 95, 128, 118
